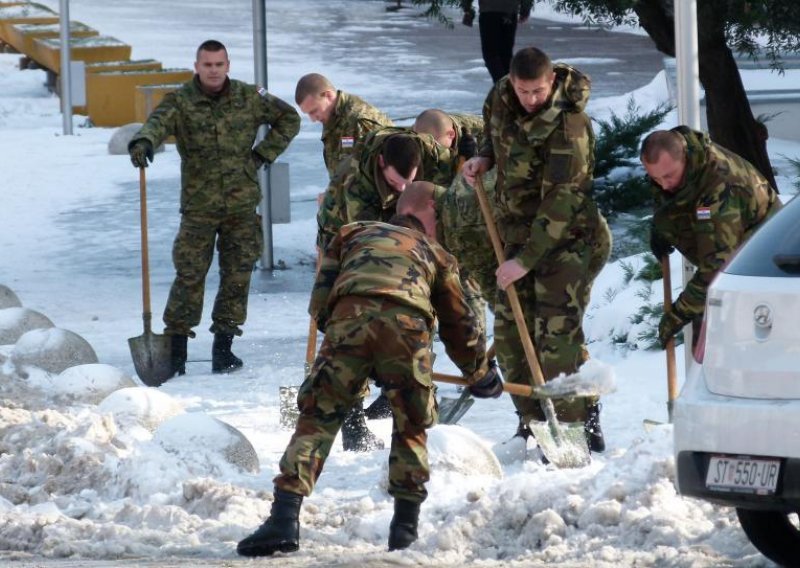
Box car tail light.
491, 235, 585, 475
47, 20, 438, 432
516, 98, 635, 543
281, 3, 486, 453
693, 317, 707, 363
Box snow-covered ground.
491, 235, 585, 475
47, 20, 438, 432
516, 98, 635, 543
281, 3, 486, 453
1, 1, 799, 566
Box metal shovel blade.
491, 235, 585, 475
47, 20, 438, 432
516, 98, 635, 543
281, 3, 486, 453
529, 419, 591, 468
128, 332, 173, 387
438, 388, 475, 425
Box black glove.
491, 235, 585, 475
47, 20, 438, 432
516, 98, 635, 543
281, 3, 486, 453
462, 8, 475, 27
649, 229, 674, 260
457, 127, 477, 160
252, 147, 270, 170
128, 139, 153, 169
469, 360, 503, 399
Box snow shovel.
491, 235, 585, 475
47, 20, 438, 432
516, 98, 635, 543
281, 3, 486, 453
128, 167, 173, 387
280, 250, 322, 430
644, 256, 679, 428
473, 175, 590, 468
438, 343, 496, 424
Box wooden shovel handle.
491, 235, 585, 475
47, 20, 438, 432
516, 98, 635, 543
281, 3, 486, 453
661, 256, 678, 409
305, 249, 323, 369
138, 167, 153, 325
433, 371, 535, 397
474, 176, 547, 388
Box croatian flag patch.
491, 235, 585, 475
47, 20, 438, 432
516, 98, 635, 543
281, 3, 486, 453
696, 207, 711, 220
257, 86, 268, 97
341, 136, 355, 149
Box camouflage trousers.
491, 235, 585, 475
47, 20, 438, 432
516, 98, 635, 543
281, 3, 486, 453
494, 229, 610, 423
163, 211, 263, 338
274, 296, 437, 504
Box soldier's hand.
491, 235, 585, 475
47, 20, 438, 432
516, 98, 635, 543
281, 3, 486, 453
128, 140, 154, 169
649, 229, 674, 260
252, 148, 270, 170
462, 156, 490, 186
462, 8, 475, 27
457, 127, 477, 160
468, 360, 503, 399
658, 305, 689, 348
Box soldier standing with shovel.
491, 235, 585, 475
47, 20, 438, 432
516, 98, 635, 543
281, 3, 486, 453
128, 40, 300, 379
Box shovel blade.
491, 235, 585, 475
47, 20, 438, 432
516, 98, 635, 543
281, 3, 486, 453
438, 389, 474, 425
128, 332, 173, 387
529, 419, 591, 469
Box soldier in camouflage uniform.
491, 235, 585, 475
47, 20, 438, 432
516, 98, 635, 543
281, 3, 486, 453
294, 73, 393, 182
463, 46, 610, 452
128, 40, 300, 378
412, 108, 484, 172
316, 127, 455, 251
294, 74, 395, 449
237, 215, 498, 557
641, 127, 781, 348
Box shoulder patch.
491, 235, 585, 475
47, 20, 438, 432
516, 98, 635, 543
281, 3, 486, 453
341, 136, 354, 149
257, 86, 269, 97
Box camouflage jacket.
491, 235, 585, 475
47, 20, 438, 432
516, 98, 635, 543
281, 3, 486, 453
433, 173, 498, 296
321, 90, 393, 180
131, 76, 300, 215
478, 64, 601, 271
316, 126, 455, 249
309, 221, 486, 375
652, 126, 781, 319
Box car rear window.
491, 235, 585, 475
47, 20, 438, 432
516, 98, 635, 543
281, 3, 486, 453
725, 194, 800, 277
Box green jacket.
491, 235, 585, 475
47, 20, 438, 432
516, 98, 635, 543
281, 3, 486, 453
652, 126, 781, 319
434, 174, 498, 296
321, 91, 393, 180
478, 64, 601, 271
131, 76, 300, 215
317, 126, 455, 249
309, 221, 486, 376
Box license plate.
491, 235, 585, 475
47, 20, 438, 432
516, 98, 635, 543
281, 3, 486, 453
705, 455, 781, 495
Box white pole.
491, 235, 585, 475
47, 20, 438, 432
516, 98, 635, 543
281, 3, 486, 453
674, 0, 700, 370
59, 0, 73, 135
253, 0, 273, 270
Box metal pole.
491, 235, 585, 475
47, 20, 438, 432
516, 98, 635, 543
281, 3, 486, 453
253, 0, 273, 269
674, 0, 700, 370
59, 0, 73, 135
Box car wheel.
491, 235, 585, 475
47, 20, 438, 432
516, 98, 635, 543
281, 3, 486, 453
736, 508, 800, 567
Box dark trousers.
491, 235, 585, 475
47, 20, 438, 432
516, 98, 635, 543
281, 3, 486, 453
479, 12, 518, 83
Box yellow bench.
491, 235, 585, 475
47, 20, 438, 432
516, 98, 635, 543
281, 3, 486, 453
5, 21, 98, 60
86, 68, 192, 127
33, 34, 131, 73
86, 58, 162, 75
0, 2, 57, 45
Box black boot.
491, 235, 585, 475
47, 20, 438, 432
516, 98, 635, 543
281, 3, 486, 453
170, 334, 187, 377
341, 401, 384, 452
212, 333, 243, 374
388, 499, 420, 551
514, 411, 533, 441
364, 392, 393, 420
237, 489, 303, 557
585, 402, 605, 453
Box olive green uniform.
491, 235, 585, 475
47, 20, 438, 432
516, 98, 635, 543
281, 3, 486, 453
652, 126, 781, 323
276, 221, 486, 503
131, 76, 300, 337
316, 126, 455, 250
320, 91, 393, 180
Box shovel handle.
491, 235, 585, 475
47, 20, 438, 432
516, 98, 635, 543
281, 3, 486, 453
305, 249, 323, 371
138, 167, 153, 328
661, 256, 678, 421
473, 176, 547, 389
433, 371, 536, 397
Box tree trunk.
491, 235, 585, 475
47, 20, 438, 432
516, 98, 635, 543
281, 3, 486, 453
633, 0, 777, 189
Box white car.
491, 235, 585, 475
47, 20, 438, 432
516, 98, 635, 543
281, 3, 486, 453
674, 194, 800, 566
